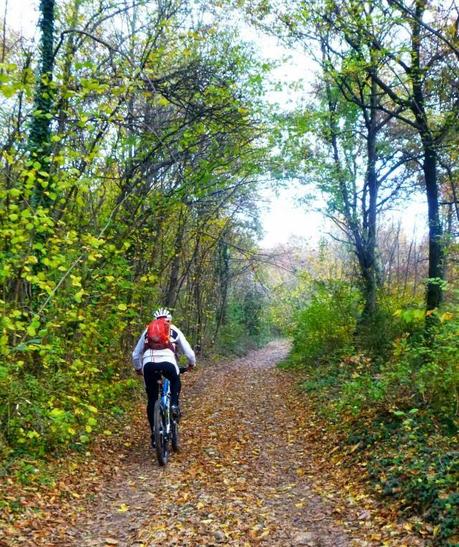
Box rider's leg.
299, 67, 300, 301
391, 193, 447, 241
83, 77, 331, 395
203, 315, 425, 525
159, 362, 181, 407
143, 362, 161, 433
143, 360, 181, 408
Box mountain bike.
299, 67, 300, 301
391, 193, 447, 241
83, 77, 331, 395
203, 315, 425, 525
154, 366, 190, 466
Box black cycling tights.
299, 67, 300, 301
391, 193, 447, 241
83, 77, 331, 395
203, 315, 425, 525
143, 361, 181, 432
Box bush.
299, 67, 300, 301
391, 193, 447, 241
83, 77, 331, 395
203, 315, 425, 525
337, 311, 459, 420
216, 288, 274, 355
290, 280, 359, 366
284, 281, 458, 544
0, 367, 138, 460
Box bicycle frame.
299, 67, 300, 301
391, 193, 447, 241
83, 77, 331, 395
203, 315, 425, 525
159, 377, 171, 436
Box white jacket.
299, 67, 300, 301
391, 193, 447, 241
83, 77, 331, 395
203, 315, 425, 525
132, 324, 196, 374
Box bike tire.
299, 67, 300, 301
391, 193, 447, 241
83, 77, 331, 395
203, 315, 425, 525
154, 400, 168, 466
171, 419, 180, 452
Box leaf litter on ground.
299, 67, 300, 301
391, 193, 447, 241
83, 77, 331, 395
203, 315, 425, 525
0, 341, 429, 546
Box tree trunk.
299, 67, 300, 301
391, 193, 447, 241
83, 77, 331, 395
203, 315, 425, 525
362, 101, 378, 321
215, 237, 230, 338
164, 210, 186, 308
410, 0, 444, 311
423, 143, 443, 310
29, 0, 56, 209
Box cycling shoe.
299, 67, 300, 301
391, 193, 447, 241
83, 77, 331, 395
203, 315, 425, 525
171, 405, 181, 421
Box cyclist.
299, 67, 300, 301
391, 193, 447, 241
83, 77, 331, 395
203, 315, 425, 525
132, 308, 196, 448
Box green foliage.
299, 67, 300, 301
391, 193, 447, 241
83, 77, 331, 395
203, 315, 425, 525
285, 280, 458, 542
0, 306, 140, 459
390, 313, 458, 416
217, 288, 273, 355
348, 413, 458, 544
354, 302, 402, 363
0, 1, 269, 470
289, 281, 359, 366
336, 310, 459, 419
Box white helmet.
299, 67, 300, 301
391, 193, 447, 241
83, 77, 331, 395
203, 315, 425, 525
154, 307, 172, 321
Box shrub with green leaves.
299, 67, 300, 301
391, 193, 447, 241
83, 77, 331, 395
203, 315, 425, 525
217, 288, 273, 355
285, 279, 458, 543
289, 280, 359, 366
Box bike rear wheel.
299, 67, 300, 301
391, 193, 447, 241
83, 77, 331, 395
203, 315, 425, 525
154, 400, 169, 466
171, 419, 180, 452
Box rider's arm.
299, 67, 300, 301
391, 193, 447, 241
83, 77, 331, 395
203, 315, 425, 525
132, 329, 147, 371
174, 327, 196, 366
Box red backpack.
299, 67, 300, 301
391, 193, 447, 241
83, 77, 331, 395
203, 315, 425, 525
144, 317, 174, 351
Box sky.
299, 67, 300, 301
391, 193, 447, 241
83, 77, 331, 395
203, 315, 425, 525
258, 183, 328, 248
257, 183, 428, 249
1, 0, 38, 39
237, 24, 326, 247
2, 0, 427, 249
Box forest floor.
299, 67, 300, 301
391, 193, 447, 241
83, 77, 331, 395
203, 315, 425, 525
0, 341, 428, 546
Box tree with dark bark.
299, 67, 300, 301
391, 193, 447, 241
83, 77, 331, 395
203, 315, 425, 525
28, 0, 56, 209
322, 0, 458, 312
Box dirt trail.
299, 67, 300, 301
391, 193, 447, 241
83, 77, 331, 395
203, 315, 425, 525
3, 341, 426, 546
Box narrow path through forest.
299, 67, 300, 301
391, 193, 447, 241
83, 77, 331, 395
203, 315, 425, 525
3, 342, 426, 546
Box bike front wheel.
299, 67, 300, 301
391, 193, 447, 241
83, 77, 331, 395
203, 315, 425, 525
154, 400, 169, 466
